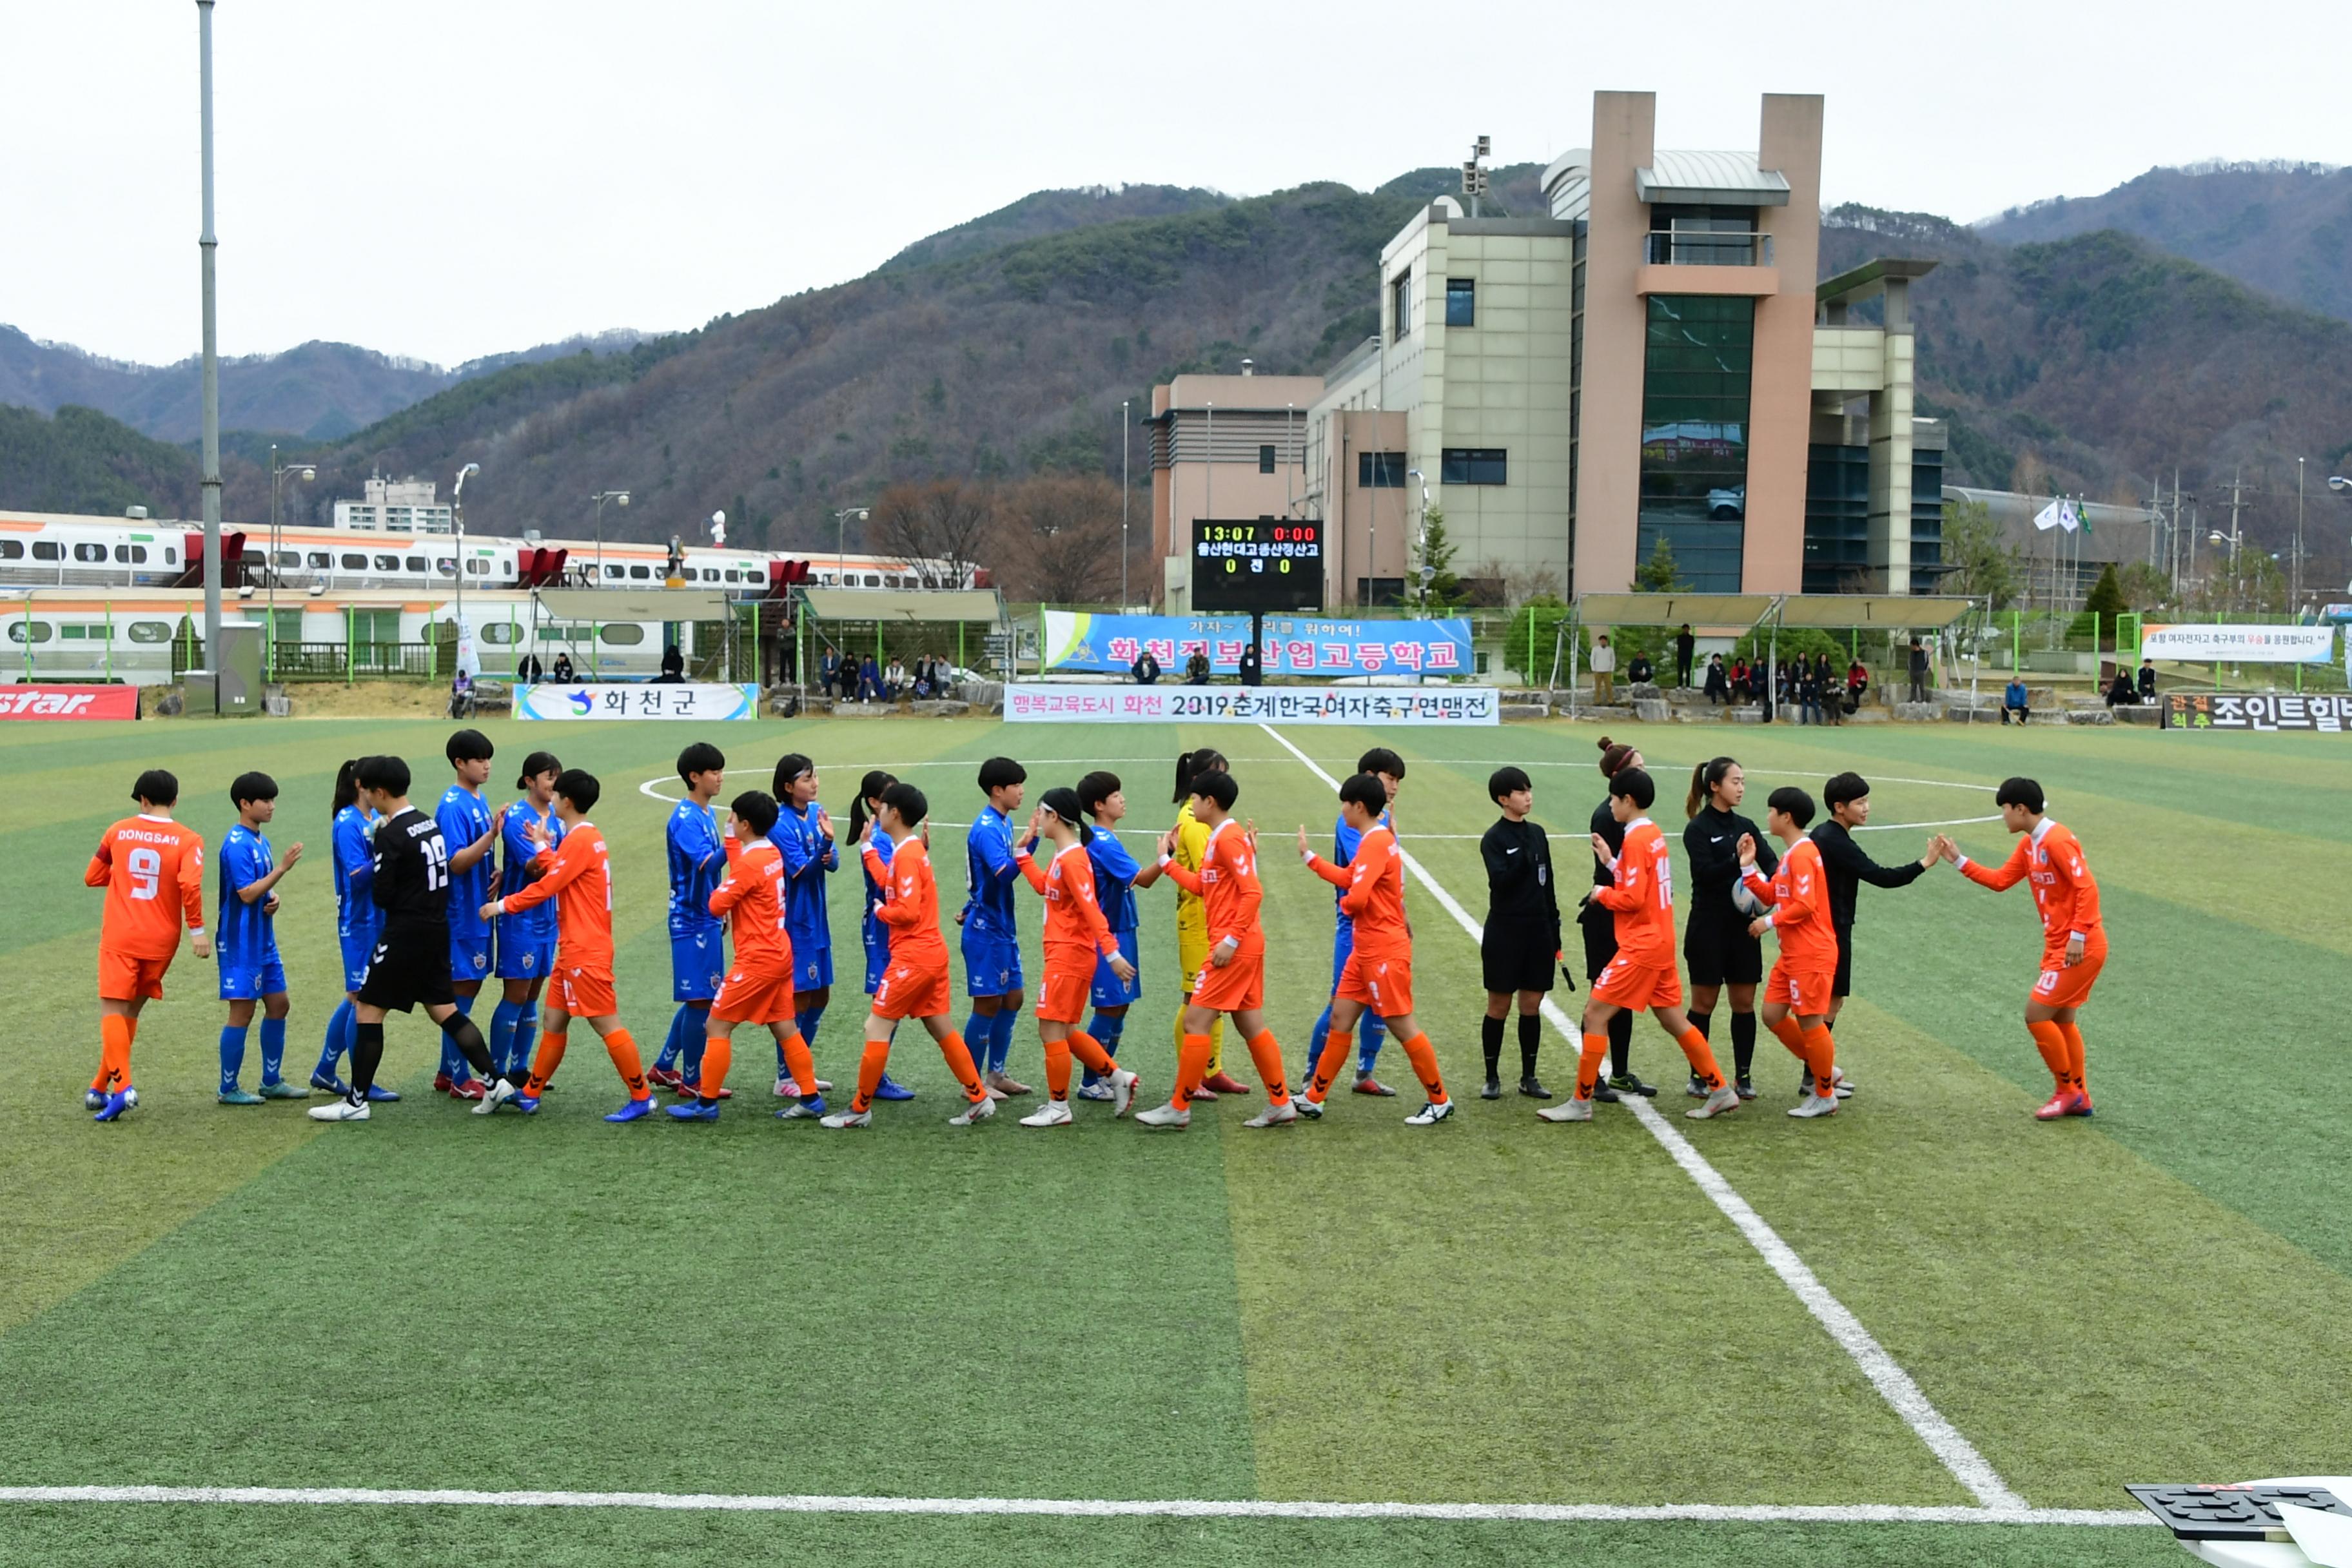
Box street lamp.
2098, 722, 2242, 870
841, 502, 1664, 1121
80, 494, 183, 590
453, 463, 479, 667
1406, 467, 1432, 616
2330, 476, 2351, 493
590, 489, 630, 581
267, 444, 314, 677
834, 507, 870, 585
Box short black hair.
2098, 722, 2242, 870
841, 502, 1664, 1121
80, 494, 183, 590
772, 753, 814, 798
730, 789, 779, 839
1075, 770, 1122, 818
1338, 773, 1386, 816
1191, 770, 1240, 812
446, 728, 494, 763
1767, 786, 1816, 828
357, 755, 410, 796
1489, 765, 1531, 803
881, 780, 928, 827
554, 768, 601, 814
677, 741, 727, 784
516, 750, 562, 790
1995, 776, 2045, 814
132, 768, 179, 807
1357, 747, 1406, 780
230, 771, 278, 807
1609, 766, 1656, 810
1823, 771, 1869, 810
978, 756, 1027, 793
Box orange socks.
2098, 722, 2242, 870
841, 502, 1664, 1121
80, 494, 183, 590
936, 1030, 987, 1102
1799, 1024, 1837, 1099
97, 1014, 134, 1093
1766, 1013, 1808, 1060
1398, 1032, 1447, 1105
603, 1028, 649, 1101
2026, 1020, 2070, 1093
1173, 1032, 1213, 1109
1044, 1030, 1115, 1102
776, 1030, 818, 1101
700, 1037, 733, 1100
1576, 1031, 1609, 1100
852, 1037, 892, 1113
1676, 1026, 1727, 1092
2057, 1021, 2088, 1097
527, 1030, 568, 1094
1309, 1029, 1353, 1101
1244, 1030, 1290, 1106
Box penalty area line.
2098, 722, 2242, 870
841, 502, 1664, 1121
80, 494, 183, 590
0, 1485, 2152, 1527
1257, 722, 2030, 1514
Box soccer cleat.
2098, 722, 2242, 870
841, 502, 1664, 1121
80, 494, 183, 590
1405, 1099, 1455, 1126
1832, 1067, 1854, 1099
776, 1097, 827, 1120
1200, 1070, 1252, 1097
2064, 1092, 2093, 1117
1353, 1072, 1396, 1097
872, 1073, 915, 1102
510, 1093, 542, 1115
680, 1081, 734, 1101
1243, 1100, 1298, 1129
217, 1087, 264, 1106
470, 1078, 522, 1116
1608, 1072, 1658, 1098
646, 1066, 685, 1092
1109, 1068, 1139, 1118
1788, 1092, 1839, 1119
1134, 1102, 1191, 1130
1520, 1076, 1553, 1101
84, 1089, 105, 1112
1018, 1100, 1075, 1129
1685, 1073, 1708, 1099
448, 1078, 488, 1102
603, 1097, 656, 1124
364, 1084, 402, 1102
1291, 1095, 1324, 1120
667, 1100, 721, 1122
257, 1079, 311, 1100
1074, 1082, 1115, 1102
1734, 1075, 1758, 1102
306, 1097, 370, 1123
819, 1108, 873, 1129
93, 1091, 133, 1123
1592, 1080, 1622, 1103
1536, 1097, 1594, 1122
2033, 1092, 2070, 1121
1481, 1077, 1504, 1101
774, 1076, 834, 1098
984, 1070, 1032, 1098
1186, 1083, 1220, 1102
432, 1073, 454, 1095
948, 1095, 997, 1127
1687, 1086, 1743, 1120
310, 1071, 350, 1098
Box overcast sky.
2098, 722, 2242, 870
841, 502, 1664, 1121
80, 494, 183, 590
5, 0, 2345, 369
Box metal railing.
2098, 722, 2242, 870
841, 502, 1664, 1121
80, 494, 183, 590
1644, 231, 1774, 267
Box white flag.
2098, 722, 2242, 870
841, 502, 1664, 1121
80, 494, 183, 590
2058, 499, 2081, 534
2032, 499, 2063, 531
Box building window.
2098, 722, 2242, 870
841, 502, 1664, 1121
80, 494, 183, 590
1446, 277, 1476, 327
340, 553, 368, 569
33, 541, 61, 561
1358, 451, 1407, 488
1259, 444, 1277, 474
0, 541, 20, 559
1440, 449, 1508, 485
75, 543, 108, 562
405, 556, 427, 572
1638, 295, 1754, 593
308, 552, 332, 569
128, 621, 172, 644
373, 554, 400, 571
628, 564, 652, 580
8, 621, 52, 643
1390, 272, 1412, 338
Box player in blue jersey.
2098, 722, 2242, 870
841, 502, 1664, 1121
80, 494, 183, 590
433, 729, 504, 1101
770, 752, 839, 1099
311, 759, 397, 1101
487, 750, 564, 1084
846, 769, 916, 1099
1071, 770, 1162, 1101
651, 742, 729, 1095
1298, 747, 1406, 1097
214, 772, 308, 1104
959, 756, 1032, 1097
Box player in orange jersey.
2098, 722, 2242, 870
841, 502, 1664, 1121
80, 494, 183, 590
1137, 770, 1296, 1130
83, 768, 210, 1121
1008, 787, 1140, 1126
1939, 776, 2105, 1120
1294, 772, 1455, 1126
667, 790, 826, 1123
1736, 787, 1845, 1120
480, 769, 654, 1122
824, 782, 997, 1128
1539, 766, 1740, 1123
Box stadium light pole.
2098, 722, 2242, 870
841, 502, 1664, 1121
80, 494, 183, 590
590, 490, 630, 581
195, 0, 224, 682
1121, 399, 1130, 609
267, 445, 315, 676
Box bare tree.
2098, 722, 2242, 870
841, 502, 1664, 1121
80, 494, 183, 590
1476, 555, 1563, 609
995, 475, 1122, 605
869, 480, 996, 587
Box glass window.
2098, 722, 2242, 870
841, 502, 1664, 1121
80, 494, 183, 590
1357, 451, 1406, 488
603, 564, 626, 580
340, 553, 368, 569
480, 622, 515, 645
1259, 444, 1277, 474
75, 542, 108, 562
163, 547, 176, 564
1446, 277, 1476, 327
597, 622, 645, 645
34, 541, 61, 561
405, 556, 427, 572
373, 554, 400, 571
1638, 295, 1754, 593
8, 621, 52, 643
273, 549, 300, 567
703, 568, 719, 582
1440, 449, 1508, 485
309, 552, 332, 569
128, 620, 172, 644
130, 545, 148, 564
723, 569, 740, 583
863, 573, 881, 587
114, 545, 132, 562
628, 564, 651, 580
1390, 271, 1411, 338
0, 541, 20, 559
435, 558, 456, 576
466, 558, 486, 575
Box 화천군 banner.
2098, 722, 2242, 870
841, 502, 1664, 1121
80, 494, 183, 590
1005, 682, 1498, 726
1041, 611, 1473, 679
517, 683, 758, 721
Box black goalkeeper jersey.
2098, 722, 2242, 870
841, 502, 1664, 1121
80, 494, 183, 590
372, 807, 453, 937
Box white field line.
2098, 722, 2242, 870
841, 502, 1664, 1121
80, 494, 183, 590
0, 1484, 2150, 1526
1257, 723, 2030, 1514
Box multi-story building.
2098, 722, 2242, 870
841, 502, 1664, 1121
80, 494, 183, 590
1147, 367, 1322, 613
333, 475, 455, 534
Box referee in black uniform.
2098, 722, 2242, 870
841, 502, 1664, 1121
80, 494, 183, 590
1681, 756, 1774, 1098
1478, 766, 1569, 1100
1802, 770, 1940, 1099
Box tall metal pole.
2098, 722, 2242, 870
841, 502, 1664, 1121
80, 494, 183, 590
1121, 399, 1130, 609
268, 444, 280, 673
2295, 456, 2306, 614
196, 0, 223, 676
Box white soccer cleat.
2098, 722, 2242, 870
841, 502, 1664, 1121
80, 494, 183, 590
1134, 1102, 1190, 1130
1074, 1082, 1115, 1102
1537, 1097, 1594, 1122
1405, 1099, 1455, 1126
1830, 1066, 1853, 1099
1687, 1086, 1743, 1120
308, 1098, 371, 1123
471, 1077, 521, 1116
1108, 1068, 1139, 1118
1788, 1092, 1839, 1119
819, 1108, 872, 1130
948, 1095, 997, 1127
1018, 1100, 1074, 1129
1242, 1100, 1298, 1129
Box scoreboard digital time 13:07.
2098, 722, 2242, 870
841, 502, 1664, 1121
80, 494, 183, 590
1190, 518, 1325, 612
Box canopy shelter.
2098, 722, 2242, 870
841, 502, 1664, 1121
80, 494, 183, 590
790, 585, 1008, 687
525, 587, 751, 681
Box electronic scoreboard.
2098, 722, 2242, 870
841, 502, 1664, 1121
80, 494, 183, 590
1190, 518, 1325, 612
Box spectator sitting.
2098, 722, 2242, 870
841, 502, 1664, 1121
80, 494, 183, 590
1728, 658, 1750, 701
550, 652, 576, 683
2105, 670, 2138, 707
885, 657, 907, 700
659, 642, 685, 683
516, 652, 544, 684
449, 669, 475, 719
857, 655, 883, 703
1626, 652, 1654, 687
2137, 657, 2157, 702
1132, 649, 1162, 685
1703, 654, 1730, 705
1184, 649, 1211, 685
819, 650, 843, 697
1846, 659, 1869, 710
2003, 677, 2030, 725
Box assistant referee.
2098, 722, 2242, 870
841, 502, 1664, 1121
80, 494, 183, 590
1478, 766, 1563, 1100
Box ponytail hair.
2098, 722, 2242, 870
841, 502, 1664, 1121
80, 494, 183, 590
848, 769, 896, 848
1173, 746, 1230, 804
1686, 755, 1736, 819
1040, 785, 1093, 846
1596, 735, 1636, 780
331, 758, 362, 818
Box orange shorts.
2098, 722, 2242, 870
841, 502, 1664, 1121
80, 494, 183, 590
874, 960, 952, 1022
1336, 948, 1414, 1019
712, 963, 796, 1026
554, 964, 619, 1019
2030, 939, 2106, 1010
1591, 956, 1681, 1012
1765, 961, 1836, 1016
1037, 957, 1095, 1025
1190, 950, 1264, 1014
97, 948, 172, 1002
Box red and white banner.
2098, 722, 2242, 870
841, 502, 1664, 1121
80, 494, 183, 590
0, 684, 139, 720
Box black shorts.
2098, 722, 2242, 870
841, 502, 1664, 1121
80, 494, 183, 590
1833, 924, 1854, 999
1683, 905, 1763, 988
357, 928, 455, 1014
1483, 919, 1560, 995
1578, 898, 1618, 981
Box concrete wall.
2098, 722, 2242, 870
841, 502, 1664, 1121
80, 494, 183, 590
1745, 93, 1825, 593
1571, 90, 1657, 596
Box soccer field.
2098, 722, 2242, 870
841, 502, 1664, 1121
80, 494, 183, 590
3, 712, 2347, 1567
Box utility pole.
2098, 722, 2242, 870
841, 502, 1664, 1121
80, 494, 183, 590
1120, 399, 1130, 609
2295, 456, 2306, 614
195, 0, 223, 682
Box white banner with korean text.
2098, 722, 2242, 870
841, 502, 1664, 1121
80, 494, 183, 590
1004, 682, 1499, 726
2141, 624, 2335, 664
517, 683, 758, 721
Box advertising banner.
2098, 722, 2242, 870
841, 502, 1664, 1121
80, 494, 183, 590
1042, 611, 1473, 678
1006, 681, 1499, 727
517, 683, 757, 721
2162, 692, 2352, 734
0, 684, 140, 721
2141, 624, 2334, 664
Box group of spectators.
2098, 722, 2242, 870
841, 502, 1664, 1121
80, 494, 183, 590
1696, 650, 1871, 725
817, 650, 954, 703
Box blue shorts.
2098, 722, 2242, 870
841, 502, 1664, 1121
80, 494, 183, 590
1090, 930, 1141, 1008
961, 926, 1024, 998
792, 937, 834, 993
863, 929, 890, 994
671, 929, 726, 1002
339, 931, 378, 992
1328, 918, 1357, 989
498, 934, 556, 981
219, 956, 288, 1001
449, 932, 495, 988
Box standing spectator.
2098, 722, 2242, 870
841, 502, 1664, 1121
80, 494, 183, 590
551, 651, 576, 683
1816, 653, 1843, 725
1674, 623, 1696, 687
1703, 654, 1730, 705
2137, 657, 2156, 703
1132, 649, 1162, 685
1591, 634, 1617, 704
1184, 649, 1211, 685
1237, 640, 1262, 687
2002, 676, 2031, 725
885, 657, 908, 699
1799, 660, 1825, 726
1626, 651, 1654, 687
1907, 638, 1931, 703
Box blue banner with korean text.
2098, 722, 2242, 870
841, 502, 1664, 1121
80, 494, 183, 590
1041, 611, 1474, 679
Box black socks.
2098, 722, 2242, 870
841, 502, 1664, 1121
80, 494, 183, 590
1480, 1014, 1505, 1079
1730, 1011, 1758, 1079
1608, 1010, 1633, 1077
442, 1013, 496, 1079
1518, 1012, 1542, 1080
351, 1021, 384, 1102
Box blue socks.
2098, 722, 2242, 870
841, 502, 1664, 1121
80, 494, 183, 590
1310, 1001, 1387, 1075
1081, 1012, 1124, 1087
782, 1004, 821, 1079
441, 992, 477, 1082
963, 1007, 990, 1069
259, 1016, 286, 1086
656, 1006, 687, 1073
219, 1024, 248, 1094
490, 998, 524, 1080
316, 1000, 354, 1083
989, 1005, 1020, 1075
680, 1004, 707, 1080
